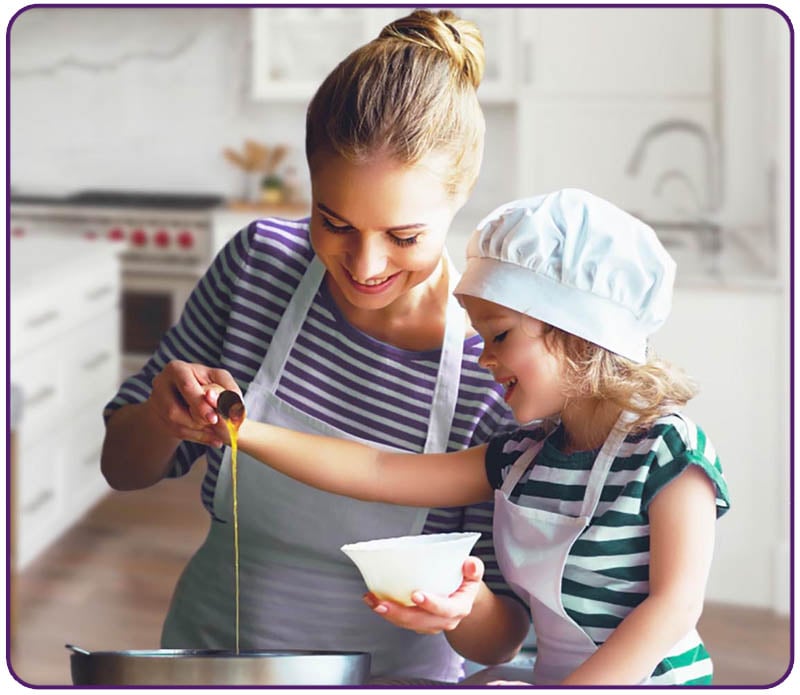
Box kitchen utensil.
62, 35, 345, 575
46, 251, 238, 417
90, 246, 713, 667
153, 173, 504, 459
217, 390, 246, 426
340, 531, 481, 606
66, 644, 370, 686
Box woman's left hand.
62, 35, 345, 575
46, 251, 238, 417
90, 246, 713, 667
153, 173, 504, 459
362, 556, 484, 634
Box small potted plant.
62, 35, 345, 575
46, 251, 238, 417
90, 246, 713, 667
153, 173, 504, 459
224, 140, 289, 205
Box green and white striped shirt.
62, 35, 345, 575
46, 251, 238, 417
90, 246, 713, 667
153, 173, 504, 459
485, 412, 730, 685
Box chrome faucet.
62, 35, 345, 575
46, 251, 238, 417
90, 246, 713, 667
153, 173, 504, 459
625, 117, 721, 213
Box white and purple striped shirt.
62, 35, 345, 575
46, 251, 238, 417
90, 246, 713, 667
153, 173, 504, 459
104, 217, 517, 596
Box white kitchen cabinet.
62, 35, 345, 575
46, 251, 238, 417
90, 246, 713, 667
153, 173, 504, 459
251, 7, 517, 103
10, 238, 122, 570
251, 8, 385, 101
651, 287, 790, 613
517, 8, 714, 97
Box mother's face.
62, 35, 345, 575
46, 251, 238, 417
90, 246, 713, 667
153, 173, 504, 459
308, 151, 466, 311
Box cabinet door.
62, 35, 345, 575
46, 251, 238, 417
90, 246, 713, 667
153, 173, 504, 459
518, 7, 714, 97
251, 8, 386, 101
251, 7, 518, 103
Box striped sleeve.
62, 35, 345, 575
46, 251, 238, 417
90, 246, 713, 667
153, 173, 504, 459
484, 424, 552, 490
641, 416, 731, 517
102, 223, 254, 477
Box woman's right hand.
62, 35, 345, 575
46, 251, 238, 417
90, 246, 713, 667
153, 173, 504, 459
147, 360, 240, 447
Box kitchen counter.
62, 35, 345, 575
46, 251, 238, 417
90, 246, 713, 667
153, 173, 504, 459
11, 235, 122, 296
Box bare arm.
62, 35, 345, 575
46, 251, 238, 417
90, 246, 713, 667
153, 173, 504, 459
445, 581, 530, 664
560, 465, 717, 685
234, 417, 492, 507
100, 361, 239, 490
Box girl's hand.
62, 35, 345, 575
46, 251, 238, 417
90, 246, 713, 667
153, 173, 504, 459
147, 360, 239, 447
362, 556, 484, 634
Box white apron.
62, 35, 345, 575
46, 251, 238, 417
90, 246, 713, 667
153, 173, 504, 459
495, 410, 676, 685
162, 255, 468, 681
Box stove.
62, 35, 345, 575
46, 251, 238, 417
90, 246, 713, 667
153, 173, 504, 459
10, 190, 225, 271
10, 189, 227, 376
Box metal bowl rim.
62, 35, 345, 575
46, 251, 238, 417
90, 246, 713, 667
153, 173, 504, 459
70, 649, 370, 658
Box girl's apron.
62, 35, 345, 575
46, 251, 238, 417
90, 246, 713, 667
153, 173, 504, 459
162, 255, 468, 681
494, 410, 701, 685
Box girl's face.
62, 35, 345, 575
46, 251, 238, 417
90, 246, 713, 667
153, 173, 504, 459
308, 151, 465, 311
461, 296, 567, 424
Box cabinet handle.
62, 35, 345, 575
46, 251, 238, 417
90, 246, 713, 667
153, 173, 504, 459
25, 385, 56, 409
522, 38, 533, 85
22, 489, 54, 515
82, 351, 112, 371
86, 285, 114, 301
25, 309, 60, 329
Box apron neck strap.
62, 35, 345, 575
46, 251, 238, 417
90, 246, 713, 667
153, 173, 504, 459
578, 409, 637, 519
257, 252, 465, 455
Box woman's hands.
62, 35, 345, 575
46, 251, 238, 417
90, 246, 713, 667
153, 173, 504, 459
146, 360, 241, 448
102, 359, 239, 490
362, 556, 485, 634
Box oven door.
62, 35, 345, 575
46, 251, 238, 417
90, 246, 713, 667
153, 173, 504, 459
120, 269, 199, 378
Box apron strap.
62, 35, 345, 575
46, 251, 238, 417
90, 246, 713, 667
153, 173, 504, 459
423, 253, 465, 454
578, 410, 638, 519
258, 255, 326, 394
499, 439, 546, 495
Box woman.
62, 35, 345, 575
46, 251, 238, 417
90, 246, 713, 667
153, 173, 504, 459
100, 9, 527, 682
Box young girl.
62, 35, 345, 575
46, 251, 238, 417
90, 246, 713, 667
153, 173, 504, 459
207, 188, 730, 686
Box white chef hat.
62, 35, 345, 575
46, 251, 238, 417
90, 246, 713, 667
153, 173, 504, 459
454, 188, 676, 363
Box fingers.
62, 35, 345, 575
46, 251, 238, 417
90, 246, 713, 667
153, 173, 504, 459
149, 361, 239, 446
362, 591, 470, 635
361, 556, 487, 634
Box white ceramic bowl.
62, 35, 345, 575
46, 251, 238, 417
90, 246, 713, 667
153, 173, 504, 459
340, 532, 481, 606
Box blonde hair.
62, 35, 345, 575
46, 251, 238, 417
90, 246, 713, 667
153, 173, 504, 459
541, 326, 698, 431
305, 9, 486, 197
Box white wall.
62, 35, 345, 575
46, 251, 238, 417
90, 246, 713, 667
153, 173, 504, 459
10, 8, 307, 198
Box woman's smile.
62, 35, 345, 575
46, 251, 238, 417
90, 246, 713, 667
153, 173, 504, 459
344, 267, 402, 294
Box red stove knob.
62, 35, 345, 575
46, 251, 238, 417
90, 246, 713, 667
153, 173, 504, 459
131, 228, 148, 246
177, 230, 194, 249
11, 227, 25, 237
154, 229, 171, 248
108, 227, 126, 241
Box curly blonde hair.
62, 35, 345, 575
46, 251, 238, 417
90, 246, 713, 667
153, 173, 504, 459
541, 325, 698, 432
305, 9, 486, 198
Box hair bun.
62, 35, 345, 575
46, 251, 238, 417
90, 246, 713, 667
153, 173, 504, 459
379, 9, 485, 89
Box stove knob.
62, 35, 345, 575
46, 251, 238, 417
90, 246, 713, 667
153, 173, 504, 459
177, 230, 195, 249
131, 228, 148, 246
11, 226, 25, 237
108, 227, 126, 242
154, 229, 171, 248
83, 230, 99, 240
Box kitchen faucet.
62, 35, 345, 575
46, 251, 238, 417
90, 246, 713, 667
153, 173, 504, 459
625, 117, 721, 214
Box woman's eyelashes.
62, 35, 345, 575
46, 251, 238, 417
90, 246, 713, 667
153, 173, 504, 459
321, 217, 352, 234
321, 217, 420, 247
